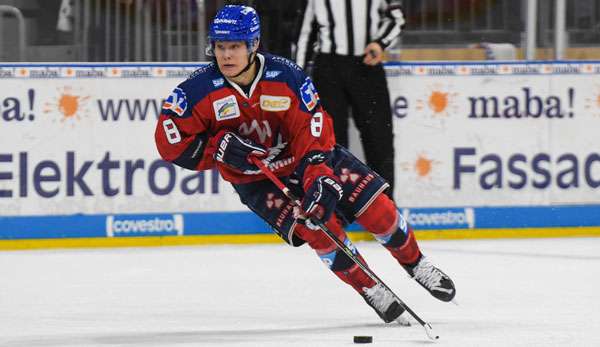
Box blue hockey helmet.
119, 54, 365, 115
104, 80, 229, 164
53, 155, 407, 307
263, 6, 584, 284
208, 5, 260, 54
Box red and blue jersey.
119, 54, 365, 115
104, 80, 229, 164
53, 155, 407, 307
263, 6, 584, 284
155, 53, 336, 185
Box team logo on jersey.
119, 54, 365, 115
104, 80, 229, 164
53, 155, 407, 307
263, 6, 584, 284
300, 77, 319, 111
265, 70, 282, 79
239, 119, 272, 143
213, 95, 240, 121
212, 78, 225, 87
163, 87, 188, 117
260, 95, 290, 112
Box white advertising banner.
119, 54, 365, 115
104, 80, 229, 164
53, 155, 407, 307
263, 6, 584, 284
0, 64, 244, 216
386, 62, 600, 207
1, 62, 599, 219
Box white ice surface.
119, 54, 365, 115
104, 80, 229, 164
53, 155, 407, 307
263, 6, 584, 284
1, 237, 599, 346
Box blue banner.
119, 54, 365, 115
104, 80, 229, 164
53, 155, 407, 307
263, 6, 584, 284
1, 204, 599, 240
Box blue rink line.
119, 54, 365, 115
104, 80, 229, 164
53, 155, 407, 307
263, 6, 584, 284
1, 204, 600, 240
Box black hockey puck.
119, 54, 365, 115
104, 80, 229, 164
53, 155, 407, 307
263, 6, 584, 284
353, 336, 373, 344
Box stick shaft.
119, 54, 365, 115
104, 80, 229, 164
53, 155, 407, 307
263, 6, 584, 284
250, 157, 433, 329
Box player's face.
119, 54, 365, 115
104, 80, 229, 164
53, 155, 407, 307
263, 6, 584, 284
214, 41, 250, 77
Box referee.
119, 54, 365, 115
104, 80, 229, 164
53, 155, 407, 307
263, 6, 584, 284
294, 0, 404, 200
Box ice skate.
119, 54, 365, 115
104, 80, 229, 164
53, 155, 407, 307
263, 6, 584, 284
403, 255, 456, 302
362, 283, 411, 326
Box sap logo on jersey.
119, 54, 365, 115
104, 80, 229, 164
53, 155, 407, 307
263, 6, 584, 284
265, 70, 282, 79
163, 87, 188, 117
300, 77, 319, 111
213, 95, 240, 121
260, 95, 290, 111
106, 214, 184, 237
212, 78, 225, 87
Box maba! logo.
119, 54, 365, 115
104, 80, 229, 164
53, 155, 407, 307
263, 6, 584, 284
415, 84, 459, 118
43, 86, 91, 124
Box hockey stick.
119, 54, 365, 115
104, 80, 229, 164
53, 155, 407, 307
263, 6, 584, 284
250, 157, 439, 341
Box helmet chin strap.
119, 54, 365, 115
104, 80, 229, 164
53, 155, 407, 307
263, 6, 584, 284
231, 50, 257, 79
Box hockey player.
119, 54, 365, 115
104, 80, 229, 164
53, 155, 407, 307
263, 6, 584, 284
155, 4, 455, 325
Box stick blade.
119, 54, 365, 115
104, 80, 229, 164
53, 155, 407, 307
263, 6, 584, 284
423, 322, 440, 341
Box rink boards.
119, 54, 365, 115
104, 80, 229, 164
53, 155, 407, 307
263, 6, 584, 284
1, 61, 600, 249
1, 206, 600, 250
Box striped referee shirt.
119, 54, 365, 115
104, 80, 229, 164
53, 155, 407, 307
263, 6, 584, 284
295, 0, 405, 68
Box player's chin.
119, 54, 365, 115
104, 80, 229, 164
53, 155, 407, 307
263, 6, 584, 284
220, 64, 242, 77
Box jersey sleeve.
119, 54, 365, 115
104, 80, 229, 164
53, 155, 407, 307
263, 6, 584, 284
154, 84, 215, 171
284, 69, 337, 189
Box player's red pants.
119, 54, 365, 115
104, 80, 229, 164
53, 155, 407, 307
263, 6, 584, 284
293, 193, 421, 294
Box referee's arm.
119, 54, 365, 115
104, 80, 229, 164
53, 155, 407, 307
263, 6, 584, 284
295, 0, 318, 69
364, 0, 405, 65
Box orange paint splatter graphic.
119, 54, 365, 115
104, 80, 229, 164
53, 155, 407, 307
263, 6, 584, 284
400, 153, 440, 181
58, 94, 80, 118
428, 91, 449, 114
415, 155, 433, 177
415, 84, 459, 117
43, 86, 91, 123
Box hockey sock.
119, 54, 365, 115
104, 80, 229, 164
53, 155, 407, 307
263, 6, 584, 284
317, 238, 376, 293
357, 193, 422, 265
384, 227, 421, 265
294, 217, 376, 293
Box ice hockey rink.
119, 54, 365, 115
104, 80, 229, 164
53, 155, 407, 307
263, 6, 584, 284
1, 237, 599, 347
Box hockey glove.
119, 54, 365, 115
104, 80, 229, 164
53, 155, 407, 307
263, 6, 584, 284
214, 132, 267, 173
301, 176, 344, 223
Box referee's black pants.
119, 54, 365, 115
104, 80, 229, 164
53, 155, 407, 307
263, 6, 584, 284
312, 53, 395, 199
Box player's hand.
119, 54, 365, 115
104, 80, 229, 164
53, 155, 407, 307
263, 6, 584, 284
214, 132, 267, 173
301, 176, 344, 223
363, 42, 384, 66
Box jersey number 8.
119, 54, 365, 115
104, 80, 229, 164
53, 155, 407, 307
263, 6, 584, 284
162, 119, 182, 144
310, 112, 323, 137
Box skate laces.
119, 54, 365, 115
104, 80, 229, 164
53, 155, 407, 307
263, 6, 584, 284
412, 257, 443, 289
362, 283, 395, 312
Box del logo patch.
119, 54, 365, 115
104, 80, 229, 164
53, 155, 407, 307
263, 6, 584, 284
300, 77, 319, 111
260, 95, 291, 112
163, 87, 188, 117
213, 95, 240, 121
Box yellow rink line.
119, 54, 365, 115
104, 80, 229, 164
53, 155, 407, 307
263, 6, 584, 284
1, 226, 600, 251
